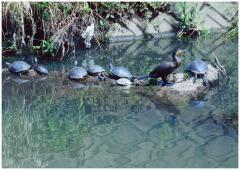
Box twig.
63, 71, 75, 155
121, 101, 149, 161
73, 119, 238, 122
187, 28, 198, 38
213, 53, 230, 79
92, 11, 111, 26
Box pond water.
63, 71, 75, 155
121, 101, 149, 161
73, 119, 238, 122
2, 35, 238, 168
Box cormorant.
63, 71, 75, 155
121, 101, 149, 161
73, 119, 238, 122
139, 49, 185, 86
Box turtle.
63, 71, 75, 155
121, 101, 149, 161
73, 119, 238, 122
68, 67, 88, 80
33, 57, 49, 75
87, 65, 107, 80
116, 78, 132, 86
34, 64, 49, 75
185, 59, 208, 86
109, 63, 133, 80
6, 61, 31, 75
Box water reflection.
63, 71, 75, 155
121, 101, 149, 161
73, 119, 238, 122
2, 35, 238, 168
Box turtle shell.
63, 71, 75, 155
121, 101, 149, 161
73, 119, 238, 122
110, 66, 132, 79
88, 65, 105, 75
34, 64, 49, 75
8, 61, 31, 74
189, 59, 208, 74
68, 67, 87, 80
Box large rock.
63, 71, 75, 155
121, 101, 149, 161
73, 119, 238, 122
167, 64, 218, 96
107, 17, 144, 42
154, 64, 219, 106
107, 23, 136, 42
145, 12, 179, 37
105, 2, 238, 42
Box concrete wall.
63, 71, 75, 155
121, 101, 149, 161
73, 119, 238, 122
107, 2, 238, 42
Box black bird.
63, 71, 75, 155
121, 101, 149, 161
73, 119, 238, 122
139, 49, 185, 86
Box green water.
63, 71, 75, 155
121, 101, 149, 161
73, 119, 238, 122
2, 35, 238, 168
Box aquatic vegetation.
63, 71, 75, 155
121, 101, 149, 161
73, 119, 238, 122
2, 92, 88, 167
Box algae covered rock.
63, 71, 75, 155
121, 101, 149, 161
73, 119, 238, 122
155, 64, 219, 103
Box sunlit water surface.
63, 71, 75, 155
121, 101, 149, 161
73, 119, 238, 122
2, 35, 238, 168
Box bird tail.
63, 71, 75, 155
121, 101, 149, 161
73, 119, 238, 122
138, 74, 149, 80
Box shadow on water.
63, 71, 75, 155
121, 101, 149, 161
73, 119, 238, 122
2, 35, 238, 168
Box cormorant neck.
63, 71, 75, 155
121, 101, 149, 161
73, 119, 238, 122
172, 54, 181, 67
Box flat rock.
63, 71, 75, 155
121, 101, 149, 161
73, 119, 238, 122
162, 64, 218, 96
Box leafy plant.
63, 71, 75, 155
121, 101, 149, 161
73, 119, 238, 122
175, 2, 207, 38
41, 39, 56, 56
224, 25, 238, 41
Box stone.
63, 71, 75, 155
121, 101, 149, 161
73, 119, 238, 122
195, 121, 224, 138
203, 136, 237, 158
145, 13, 179, 37
107, 17, 144, 42
110, 124, 143, 145
124, 142, 154, 167
164, 64, 218, 96
207, 64, 218, 82
207, 2, 238, 21
83, 144, 120, 168
169, 73, 186, 83
185, 156, 219, 168
116, 78, 132, 86
107, 23, 135, 42
198, 5, 232, 30
125, 17, 144, 37
47, 158, 78, 168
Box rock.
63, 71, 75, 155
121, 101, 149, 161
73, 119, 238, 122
116, 78, 132, 86
169, 73, 186, 83
207, 64, 218, 82
107, 18, 144, 42
26, 69, 38, 77
108, 23, 136, 42
203, 136, 237, 157
153, 64, 219, 105
145, 12, 179, 37
125, 17, 144, 37
198, 3, 232, 30
168, 64, 218, 96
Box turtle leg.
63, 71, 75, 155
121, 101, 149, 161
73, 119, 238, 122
98, 73, 106, 81
193, 73, 197, 83
203, 73, 208, 86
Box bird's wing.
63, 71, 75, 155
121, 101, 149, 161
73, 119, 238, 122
150, 62, 175, 74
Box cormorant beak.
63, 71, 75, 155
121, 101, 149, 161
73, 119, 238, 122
176, 49, 185, 56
